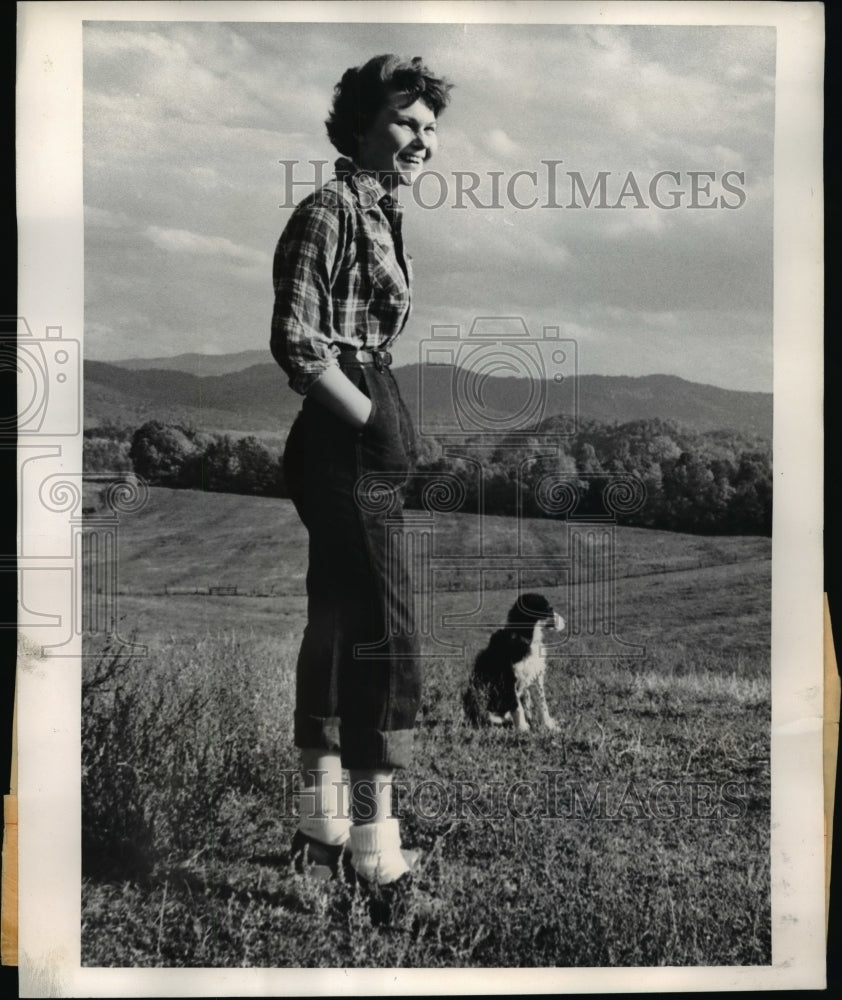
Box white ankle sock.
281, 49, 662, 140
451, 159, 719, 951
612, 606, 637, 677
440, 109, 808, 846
296, 784, 350, 847
349, 819, 410, 884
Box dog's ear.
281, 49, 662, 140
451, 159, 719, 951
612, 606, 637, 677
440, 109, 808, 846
512, 592, 553, 625
505, 601, 523, 628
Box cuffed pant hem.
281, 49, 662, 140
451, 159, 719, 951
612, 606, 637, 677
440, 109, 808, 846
294, 712, 342, 754
339, 726, 415, 771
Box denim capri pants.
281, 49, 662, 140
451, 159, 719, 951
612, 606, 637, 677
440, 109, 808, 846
282, 350, 421, 771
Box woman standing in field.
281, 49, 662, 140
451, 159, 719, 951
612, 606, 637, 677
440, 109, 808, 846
271, 55, 452, 918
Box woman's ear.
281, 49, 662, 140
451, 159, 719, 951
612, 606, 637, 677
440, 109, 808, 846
353, 115, 369, 143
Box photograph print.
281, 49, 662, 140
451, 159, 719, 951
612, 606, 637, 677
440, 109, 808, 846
14, 2, 824, 989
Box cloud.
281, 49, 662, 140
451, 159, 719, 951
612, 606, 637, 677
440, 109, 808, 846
84, 205, 135, 229
82, 21, 775, 389
85, 22, 329, 133
485, 128, 520, 157
144, 226, 270, 268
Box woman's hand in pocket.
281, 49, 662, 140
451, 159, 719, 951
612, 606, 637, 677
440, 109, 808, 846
307, 364, 372, 430
357, 390, 409, 475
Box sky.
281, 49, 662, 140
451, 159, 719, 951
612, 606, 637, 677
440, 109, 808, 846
83, 20, 775, 391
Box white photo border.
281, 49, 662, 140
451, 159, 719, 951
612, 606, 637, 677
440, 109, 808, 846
16, 1, 825, 994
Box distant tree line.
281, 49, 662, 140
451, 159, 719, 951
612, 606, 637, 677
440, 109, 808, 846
123, 422, 286, 496
83, 417, 771, 535
406, 418, 771, 536
84, 421, 285, 496
83, 422, 134, 474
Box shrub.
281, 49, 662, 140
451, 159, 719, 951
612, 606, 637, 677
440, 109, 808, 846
82, 639, 156, 880
82, 631, 298, 881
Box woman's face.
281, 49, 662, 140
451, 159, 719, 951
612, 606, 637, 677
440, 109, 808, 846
355, 95, 438, 188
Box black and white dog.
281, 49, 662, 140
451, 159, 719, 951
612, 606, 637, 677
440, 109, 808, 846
463, 593, 565, 731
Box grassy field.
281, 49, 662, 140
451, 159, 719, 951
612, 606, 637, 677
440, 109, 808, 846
81, 487, 771, 968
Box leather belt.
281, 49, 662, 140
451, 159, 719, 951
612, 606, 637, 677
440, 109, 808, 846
338, 347, 393, 370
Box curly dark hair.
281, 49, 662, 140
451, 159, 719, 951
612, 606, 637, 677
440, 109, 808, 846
325, 54, 453, 158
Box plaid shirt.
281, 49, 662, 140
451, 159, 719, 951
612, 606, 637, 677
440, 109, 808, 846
271, 157, 412, 395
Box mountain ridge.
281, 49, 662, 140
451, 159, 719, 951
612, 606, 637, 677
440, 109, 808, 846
84, 358, 772, 439
104, 349, 271, 377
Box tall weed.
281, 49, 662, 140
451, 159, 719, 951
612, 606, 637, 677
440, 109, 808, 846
82, 631, 298, 877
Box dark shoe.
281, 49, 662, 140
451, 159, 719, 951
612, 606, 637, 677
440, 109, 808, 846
290, 829, 350, 880
351, 869, 442, 927
356, 871, 415, 926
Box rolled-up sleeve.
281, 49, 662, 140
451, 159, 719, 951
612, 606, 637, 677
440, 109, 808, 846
270, 199, 349, 395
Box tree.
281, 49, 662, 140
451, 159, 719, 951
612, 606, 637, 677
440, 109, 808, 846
199, 434, 239, 493
129, 422, 200, 487
83, 434, 132, 474
234, 436, 277, 495
728, 451, 772, 535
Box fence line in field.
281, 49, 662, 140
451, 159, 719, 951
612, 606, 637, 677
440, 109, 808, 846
137, 555, 769, 600
163, 585, 240, 596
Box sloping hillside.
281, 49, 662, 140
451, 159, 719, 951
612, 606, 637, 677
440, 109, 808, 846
394, 367, 772, 438
85, 360, 300, 433
85, 359, 772, 439
102, 486, 771, 599
112, 350, 270, 377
